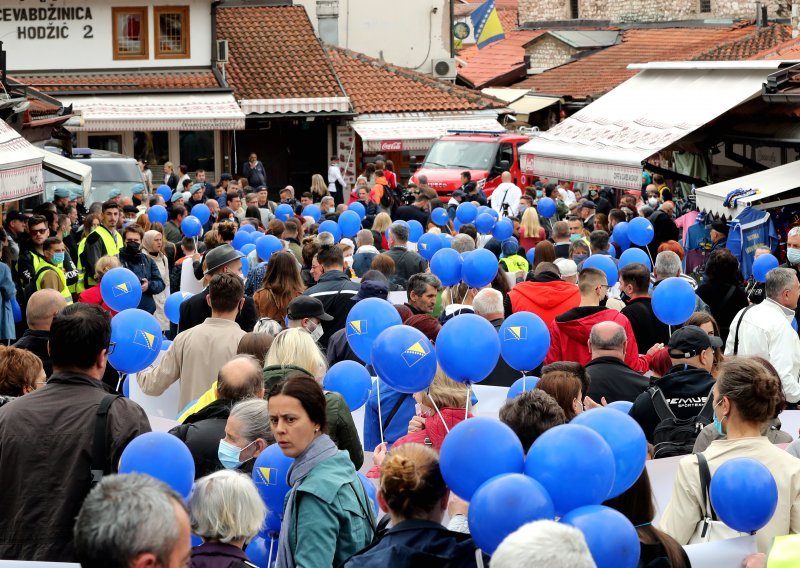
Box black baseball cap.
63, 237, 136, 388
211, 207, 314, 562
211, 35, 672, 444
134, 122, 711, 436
6, 211, 27, 223
287, 296, 333, 321
668, 325, 723, 359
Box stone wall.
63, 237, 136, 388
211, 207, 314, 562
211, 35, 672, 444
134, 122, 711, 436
519, 0, 790, 23
526, 35, 579, 72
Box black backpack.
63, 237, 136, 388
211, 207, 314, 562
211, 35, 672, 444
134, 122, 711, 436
650, 386, 714, 459
378, 183, 394, 208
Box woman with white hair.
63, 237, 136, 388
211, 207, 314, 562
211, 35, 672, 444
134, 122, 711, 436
218, 399, 273, 475
188, 469, 267, 567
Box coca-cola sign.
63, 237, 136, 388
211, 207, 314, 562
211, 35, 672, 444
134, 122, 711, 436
380, 140, 403, 152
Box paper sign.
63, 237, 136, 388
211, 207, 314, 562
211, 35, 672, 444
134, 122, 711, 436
683, 535, 757, 568
645, 455, 683, 524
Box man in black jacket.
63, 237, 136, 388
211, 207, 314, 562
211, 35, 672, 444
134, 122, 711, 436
13, 289, 66, 376
629, 326, 720, 443
585, 321, 649, 404
303, 244, 359, 348
385, 223, 427, 290
178, 244, 257, 333
394, 194, 431, 227
169, 355, 264, 479
619, 262, 670, 352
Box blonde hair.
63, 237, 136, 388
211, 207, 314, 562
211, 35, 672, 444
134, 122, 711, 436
264, 328, 328, 379
380, 443, 447, 519
189, 470, 266, 544
372, 212, 392, 233
94, 255, 121, 281
310, 174, 329, 198
521, 207, 542, 239
420, 366, 470, 409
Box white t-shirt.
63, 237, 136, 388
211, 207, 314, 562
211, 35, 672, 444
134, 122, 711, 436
491, 182, 522, 217
328, 164, 346, 194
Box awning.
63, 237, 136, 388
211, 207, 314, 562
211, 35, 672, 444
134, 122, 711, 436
509, 95, 560, 121
519, 62, 782, 190
480, 88, 531, 104
241, 97, 351, 115
60, 93, 247, 131
351, 114, 505, 152
0, 120, 43, 202
41, 151, 93, 197
694, 160, 800, 218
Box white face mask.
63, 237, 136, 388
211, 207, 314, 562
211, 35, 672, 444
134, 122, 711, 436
648, 197, 659, 208
308, 322, 324, 342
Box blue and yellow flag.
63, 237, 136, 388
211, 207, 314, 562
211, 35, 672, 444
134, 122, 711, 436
471, 0, 505, 49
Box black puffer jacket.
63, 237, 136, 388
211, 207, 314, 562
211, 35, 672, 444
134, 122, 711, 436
169, 399, 234, 479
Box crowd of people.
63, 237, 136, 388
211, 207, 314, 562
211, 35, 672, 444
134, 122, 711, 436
0, 160, 798, 567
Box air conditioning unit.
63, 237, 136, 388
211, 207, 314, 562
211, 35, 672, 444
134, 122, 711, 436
216, 39, 229, 63
431, 58, 457, 79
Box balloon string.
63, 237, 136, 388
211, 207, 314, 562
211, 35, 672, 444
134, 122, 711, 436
426, 389, 450, 434
268, 536, 275, 568
465, 382, 472, 422
646, 247, 655, 270
116, 372, 126, 392
376, 379, 385, 445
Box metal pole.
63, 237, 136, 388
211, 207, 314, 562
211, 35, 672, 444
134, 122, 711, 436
449, 0, 455, 58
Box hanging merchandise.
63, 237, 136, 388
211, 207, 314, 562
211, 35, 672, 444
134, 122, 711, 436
727, 206, 778, 281
682, 212, 712, 279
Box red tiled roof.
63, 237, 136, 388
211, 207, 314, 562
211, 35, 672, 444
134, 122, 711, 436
457, 30, 544, 88
326, 47, 507, 113
694, 24, 791, 61
216, 5, 345, 101
514, 26, 756, 99
13, 69, 220, 94
750, 34, 800, 60
460, 0, 518, 7
498, 8, 519, 32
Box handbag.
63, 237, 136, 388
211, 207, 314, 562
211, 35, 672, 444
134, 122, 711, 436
688, 453, 743, 543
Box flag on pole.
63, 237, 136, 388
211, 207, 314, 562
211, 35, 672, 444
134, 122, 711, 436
471, 0, 505, 49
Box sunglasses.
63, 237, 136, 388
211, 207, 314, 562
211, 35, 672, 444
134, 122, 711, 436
30, 228, 48, 235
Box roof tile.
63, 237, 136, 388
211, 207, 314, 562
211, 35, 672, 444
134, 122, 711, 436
11, 69, 220, 94
694, 24, 791, 61
749, 32, 800, 60
457, 30, 544, 88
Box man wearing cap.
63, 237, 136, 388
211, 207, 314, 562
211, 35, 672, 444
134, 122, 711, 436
579, 200, 596, 231
77, 201, 123, 293
447, 189, 465, 221
139, 273, 247, 409
186, 183, 205, 214
394, 194, 430, 226
629, 326, 720, 443
553, 258, 578, 284
53, 187, 71, 214
507, 262, 579, 326
4, 210, 28, 262
499, 238, 528, 275
303, 244, 359, 348
710, 220, 729, 254
131, 184, 146, 208
286, 295, 334, 339
107, 188, 122, 205
178, 244, 258, 333
207, 173, 232, 201
490, 172, 522, 218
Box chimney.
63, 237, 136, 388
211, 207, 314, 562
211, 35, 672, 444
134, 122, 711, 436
794, 1, 800, 38
317, 0, 339, 46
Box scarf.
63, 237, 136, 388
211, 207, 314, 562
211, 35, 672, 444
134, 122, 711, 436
276, 434, 339, 568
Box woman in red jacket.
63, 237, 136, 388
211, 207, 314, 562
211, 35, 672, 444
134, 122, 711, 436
77, 254, 119, 316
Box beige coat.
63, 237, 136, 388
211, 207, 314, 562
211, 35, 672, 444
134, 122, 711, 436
137, 318, 246, 408
659, 436, 800, 552
148, 251, 170, 330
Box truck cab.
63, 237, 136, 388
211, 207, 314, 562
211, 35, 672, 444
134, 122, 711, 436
410, 130, 532, 197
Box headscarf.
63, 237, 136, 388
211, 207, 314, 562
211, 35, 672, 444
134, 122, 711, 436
142, 229, 163, 256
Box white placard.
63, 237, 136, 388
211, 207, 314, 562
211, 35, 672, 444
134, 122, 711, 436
779, 410, 800, 438
683, 535, 758, 568
646, 455, 683, 524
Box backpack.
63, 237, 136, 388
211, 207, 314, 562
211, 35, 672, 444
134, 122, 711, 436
650, 386, 715, 459
378, 183, 394, 208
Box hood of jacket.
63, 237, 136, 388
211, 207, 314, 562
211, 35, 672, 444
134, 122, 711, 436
554, 306, 626, 345
511, 280, 580, 311
656, 364, 715, 396
423, 407, 470, 450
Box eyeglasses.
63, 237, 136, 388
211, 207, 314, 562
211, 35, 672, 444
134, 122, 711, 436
30, 228, 47, 235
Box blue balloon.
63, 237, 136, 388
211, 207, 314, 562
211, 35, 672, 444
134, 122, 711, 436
436, 314, 500, 383
499, 312, 550, 372
477, 205, 492, 217
492, 218, 514, 241
275, 204, 294, 222
607, 244, 617, 259
407, 220, 424, 243
652, 276, 695, 325
430, 248, 463, 287
384, 221, 409, 243
537, 197, 556, 218
348, 201, 366, 220
324, 361, 372, 410
440, 417, 525, 500
191, 203, 210, 225
249, 231, 263, 245
583, 255, 618, 287
711, 458, 778, 533
10, 298, 21, 323
255, 235, 283, 262
525, 424, 616, 516
164, 292, 193, 325
240, 243, 256, 256
431, 207, 449, 226
253, 443, 294, 533
101, 267, 143, 312
417, 232, 443, 261
119, 432, 194, 498
303, 204, 322, 222
628, 217, 654, 246
572, 408, 647, 498
338, 210, 362, 238
148, 204, 168, 225
462, 248, 498, 288
794, 318, 798, 332
191, 534, 203, 548
109, 309, 163, 373
608, 400, 633, 413
122, 375, 130, 397
239, 224, 256, 234
562, 505, 640, 568
161, 339, 172, 351
440, 233, 453, 248
346, 297, 402, 363
246, 535, 279, 567
618, 248, 651, 271
371, 325, 437, 394
358, 472, 380, 517
453, 218, 462, 232
318, 220, 341, 243
456, 202, 478, 223
612, 221, 631, 250
507, 376, 540, 399
241, 255, 249, 278
468, 474, 555, 554
486, 207, 499, 220
232, 230, 252, 251
753, 253, 779, 283
475, 213, 496, 234
156, 185, 172, 202
180, 216, 202, 238
526, 247, 536, 266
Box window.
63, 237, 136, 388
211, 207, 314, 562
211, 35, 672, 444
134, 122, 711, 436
497, 143, 513, 168
88, 135, 123, 154
154, 6, 190, 59
570, 0, 579, 19
180, 131, 214, 173
700, 0, 711, 12
112, 7, 148, 60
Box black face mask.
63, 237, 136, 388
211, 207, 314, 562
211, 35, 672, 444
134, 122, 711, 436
125, 242, 141, 254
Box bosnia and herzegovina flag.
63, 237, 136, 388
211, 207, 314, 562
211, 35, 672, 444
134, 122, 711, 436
471, 0, 505, 49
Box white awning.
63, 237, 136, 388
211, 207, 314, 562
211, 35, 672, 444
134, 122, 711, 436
519, 62, 782, 190
0, 120, 43, 202
351, 115, 505, 152
41, 151, 93, 197
241, 97, 351, 115
694, 160, 800, 218
509, 95, 560, 121
60, 93, 247, 131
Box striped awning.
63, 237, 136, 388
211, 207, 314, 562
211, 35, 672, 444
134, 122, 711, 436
351, 114, 505, 152
241, 97, 351, 115
60, 93, 247, 131
0, 121, 43, 202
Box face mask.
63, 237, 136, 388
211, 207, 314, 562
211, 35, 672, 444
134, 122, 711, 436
518, 205, 528, 216
218, 439, 255, 469
573, 254, 588, 264
589, 191, 598, 198
536, 190, 543, 198
308, 322, 324, 342
788, 248, 800, 265
344, 255, 353, 268
712, 399, 725, 437
51, 252, 65, 265
125, 242, 140, 254
328, 207, 335, 214
648, 197, 659, 208
570, 233, 583, 243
